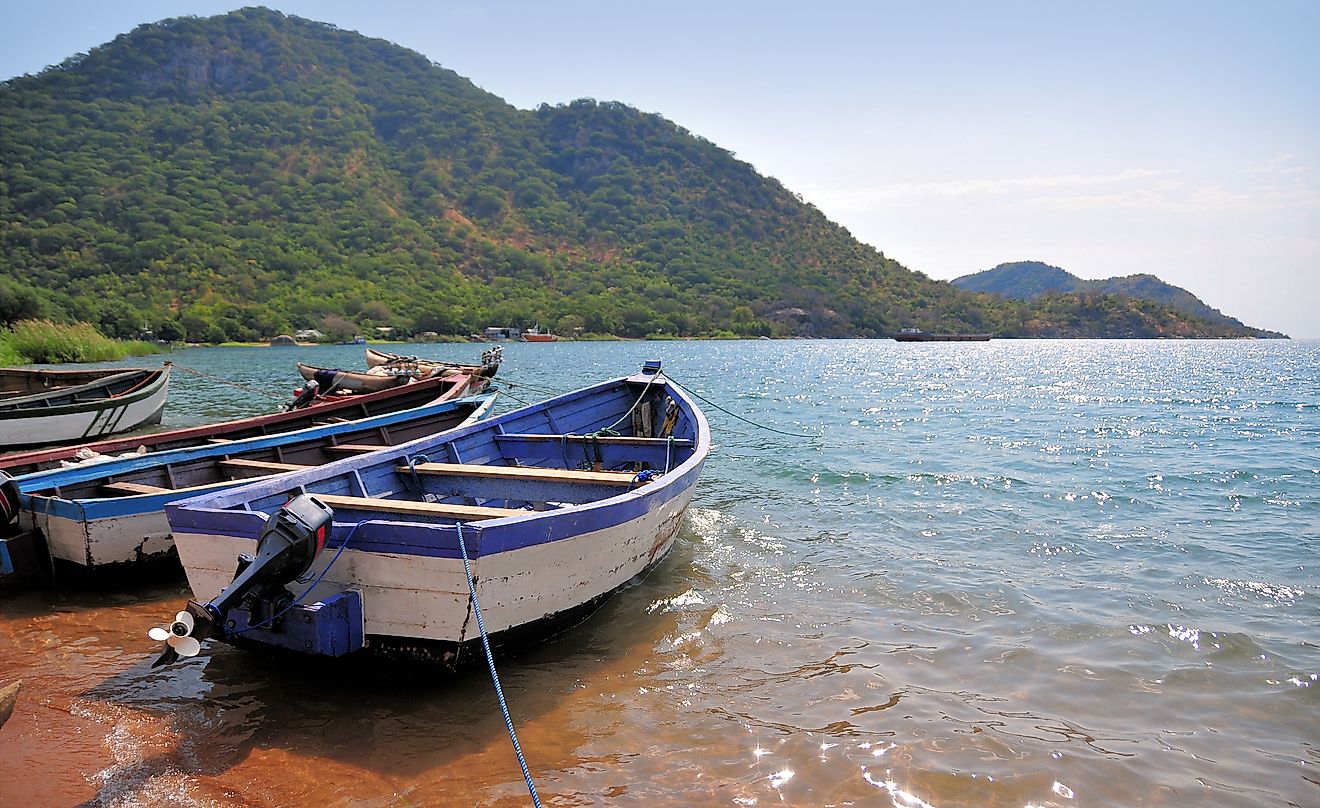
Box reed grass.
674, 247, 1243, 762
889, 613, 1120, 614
0, 320, 163, 364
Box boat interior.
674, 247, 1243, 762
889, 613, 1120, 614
214, 378, 698, 527
22, 397, 490, 502
0, 368, 163, 408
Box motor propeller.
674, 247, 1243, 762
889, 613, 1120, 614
148, 495, 335, 668
148, 601, 215, 667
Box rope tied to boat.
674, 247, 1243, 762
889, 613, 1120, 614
663, 372, 824, 439
170, 364, 290, 402
404, 454, 438, 502
454, 521, 542, 807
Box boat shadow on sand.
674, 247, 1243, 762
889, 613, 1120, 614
64, 541, 697, 805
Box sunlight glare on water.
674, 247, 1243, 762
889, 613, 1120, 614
1, 338, 1317, 807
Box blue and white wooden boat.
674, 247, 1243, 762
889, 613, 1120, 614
150, 362, 708, 668
7, 391, 495, 570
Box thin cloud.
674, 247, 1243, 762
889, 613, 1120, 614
809, 166, 1320, 215
809, 168, 1179, 206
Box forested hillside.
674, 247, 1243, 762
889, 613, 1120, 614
954, 261, 1283, 337
0, 8, 1278, 341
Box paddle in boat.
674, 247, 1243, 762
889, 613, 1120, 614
0, 364, 172, 448
148, 361, 708, 668
1, 386, 495, 573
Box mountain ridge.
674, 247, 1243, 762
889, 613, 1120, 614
0, 8, 1284, 341
952, 261, 1282, 337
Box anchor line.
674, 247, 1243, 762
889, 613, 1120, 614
455, 521, 542, 807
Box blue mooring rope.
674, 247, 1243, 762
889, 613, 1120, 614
455, 521, 543, 807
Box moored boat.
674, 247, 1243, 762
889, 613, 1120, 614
0, 364, 172, 447
296, 362, 411, 394
150, 361, 708, 668
0, 370, 488, 477
6, 387, 495, 571
519, 325, 557, 342
891, 328, 992, 342
0, 680, 19, 730
364, 346, 503, 378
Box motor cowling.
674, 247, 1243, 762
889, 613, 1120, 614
285, 380, 320, 411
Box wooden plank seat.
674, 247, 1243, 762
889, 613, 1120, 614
314, 494, 524, 521
395, 461, 637, 486
101, 480, 170, 495
323, 443, 387, 454
219, 458, 311, 474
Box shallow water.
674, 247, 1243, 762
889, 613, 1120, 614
2, 339, 1317, 806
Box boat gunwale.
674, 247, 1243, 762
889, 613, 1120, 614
14, 392, 497, 497
167, 372, 709, 540
0, 371, 479, 472
0, 366, 170, 417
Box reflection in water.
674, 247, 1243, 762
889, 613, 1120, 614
1, 339, 1318, 806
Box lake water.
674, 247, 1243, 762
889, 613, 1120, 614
2, 339, 1317, 807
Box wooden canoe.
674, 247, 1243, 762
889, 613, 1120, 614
296, 363, 415, 394
13, 389, 495, 569
0, 368, 487, 477
161, 361, 708, 667
0, 365, 171, 448
364, 346, 502, 378
0, 680, 19, 730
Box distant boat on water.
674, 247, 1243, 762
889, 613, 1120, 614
520, 325, 558, 342
891, 328, 992, 342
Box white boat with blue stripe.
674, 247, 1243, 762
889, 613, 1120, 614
152, 361, 708, 668
8, 390, 495, 570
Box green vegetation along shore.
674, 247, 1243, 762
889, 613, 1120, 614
0, 320, 162, 365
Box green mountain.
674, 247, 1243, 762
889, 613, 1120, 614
0, 8, 1282, 341
952, 261, 1284, 337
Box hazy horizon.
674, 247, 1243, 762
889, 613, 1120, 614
3, 1, 1316, 337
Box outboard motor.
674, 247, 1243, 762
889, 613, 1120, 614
149, 494, 334, 667
284, 380, 320, 411
0, 471, 20, 534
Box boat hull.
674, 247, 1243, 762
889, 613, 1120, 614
363, 348, 499, 378
163, 369, 709, 662
0, 371, 480, 476
0, 366, 170, 447
172, 465, 698, 650
296, 363, 406, 393
17, 393, 495, 568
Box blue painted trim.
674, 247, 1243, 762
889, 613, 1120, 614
14, 392, 494, 492
166, 372, 712, 562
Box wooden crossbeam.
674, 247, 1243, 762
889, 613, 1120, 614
315, 493, 524, 521
323, 443, 386, 454
219, 458, 311, 474
101, 480, 170, 495
395, 461, 636, 486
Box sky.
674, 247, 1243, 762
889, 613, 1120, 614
3, 1, 1317, 337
